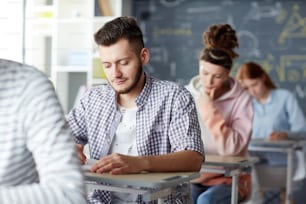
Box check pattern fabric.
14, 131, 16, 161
68, 74, 204, 204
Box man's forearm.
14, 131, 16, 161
141, 150, 204, 172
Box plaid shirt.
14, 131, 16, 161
68, 74, 204, 204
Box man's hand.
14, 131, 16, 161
91, 153, 145, 175
76, 144, 87, 165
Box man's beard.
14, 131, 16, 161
116, 64, 143, 95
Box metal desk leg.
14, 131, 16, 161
187, 182, 193, 203
286, 149, 293, 204
231, 173, 239, 204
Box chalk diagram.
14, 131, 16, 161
278, 4, 306, 44
237, 2, 282, 58
276, 4, 306, 100
159, 0, 186, 7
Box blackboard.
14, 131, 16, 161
132, 0, 306, 115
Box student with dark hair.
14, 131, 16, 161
237, 61, 306, 204
186, 24, 253, 204
68, 16, 205, 203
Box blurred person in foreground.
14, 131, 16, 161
0, 59, 86, 204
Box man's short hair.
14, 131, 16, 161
94, 16, 144, 54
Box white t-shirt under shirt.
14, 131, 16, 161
109, 106, 138, 203
109, 106, 138, 156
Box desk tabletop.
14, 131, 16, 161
251, 138, 305, 145
201, 155, 258, 176
249, 139, 306, 151
84, 171, 200, 188
204, 155, 258, 167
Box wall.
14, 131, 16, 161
0, 0, 24, 63
132, 0, 306, 114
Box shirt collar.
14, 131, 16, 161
253, 90, 273, 105
265, 91, 273, 104
107, 72, 152, 110
135, 72, 152, 108
105, 83, 118, 110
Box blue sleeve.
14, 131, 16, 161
286, 92, 306, 136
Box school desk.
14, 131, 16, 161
248, 139, 306, 204
201, 155, 259, 204
83, 170, 200, 204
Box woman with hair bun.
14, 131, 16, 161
186, 24, 253, 204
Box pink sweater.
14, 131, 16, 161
186, 76, 253, 200
187, 76, 253, 156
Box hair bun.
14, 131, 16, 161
203, 24, 239, 59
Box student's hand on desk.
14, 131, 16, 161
91, 153, 144, 175
76, 144, 87, 165
269, 131, 288, 141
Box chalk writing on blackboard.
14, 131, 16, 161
133, 0, 306, 114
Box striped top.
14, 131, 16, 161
0, 59, 86, 204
